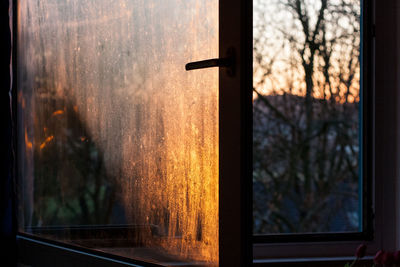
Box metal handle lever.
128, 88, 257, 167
185, 58, 231, 71
185, 47, 235, 76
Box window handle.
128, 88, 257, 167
185, 47, 235, 76
185, 58, 229, 70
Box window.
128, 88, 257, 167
12, 0, 252, 266
253, 0, 365, 236
6, 0, 400, 266
253, 0, 400, 263
16, 0, 220, 265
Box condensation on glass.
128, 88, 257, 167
17, 0, 218, 265
253, 0, 361, 234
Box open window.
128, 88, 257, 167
8, 0, 400, 266
13, 0, 252, 266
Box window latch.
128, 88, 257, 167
185, 47, 235, 76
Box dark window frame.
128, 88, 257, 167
254, 0, 400, 263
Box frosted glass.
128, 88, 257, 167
17, 0, 218, 264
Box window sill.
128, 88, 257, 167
17, 234, 153, 267
253, 256, 374, 266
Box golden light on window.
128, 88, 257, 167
17, 0, 219, 264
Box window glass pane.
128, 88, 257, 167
253, 0, 361, 234
17, 0, 218, 265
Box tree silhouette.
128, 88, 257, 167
253, 0, 360, 233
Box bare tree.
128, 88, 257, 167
253, 0, 360, 233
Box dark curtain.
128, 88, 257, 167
1, 0, 17, 266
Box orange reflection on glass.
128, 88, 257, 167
24, 129, 33, 150
51, 110, 64, 116
17, 0, 219, 265
39, 135, 54, 150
